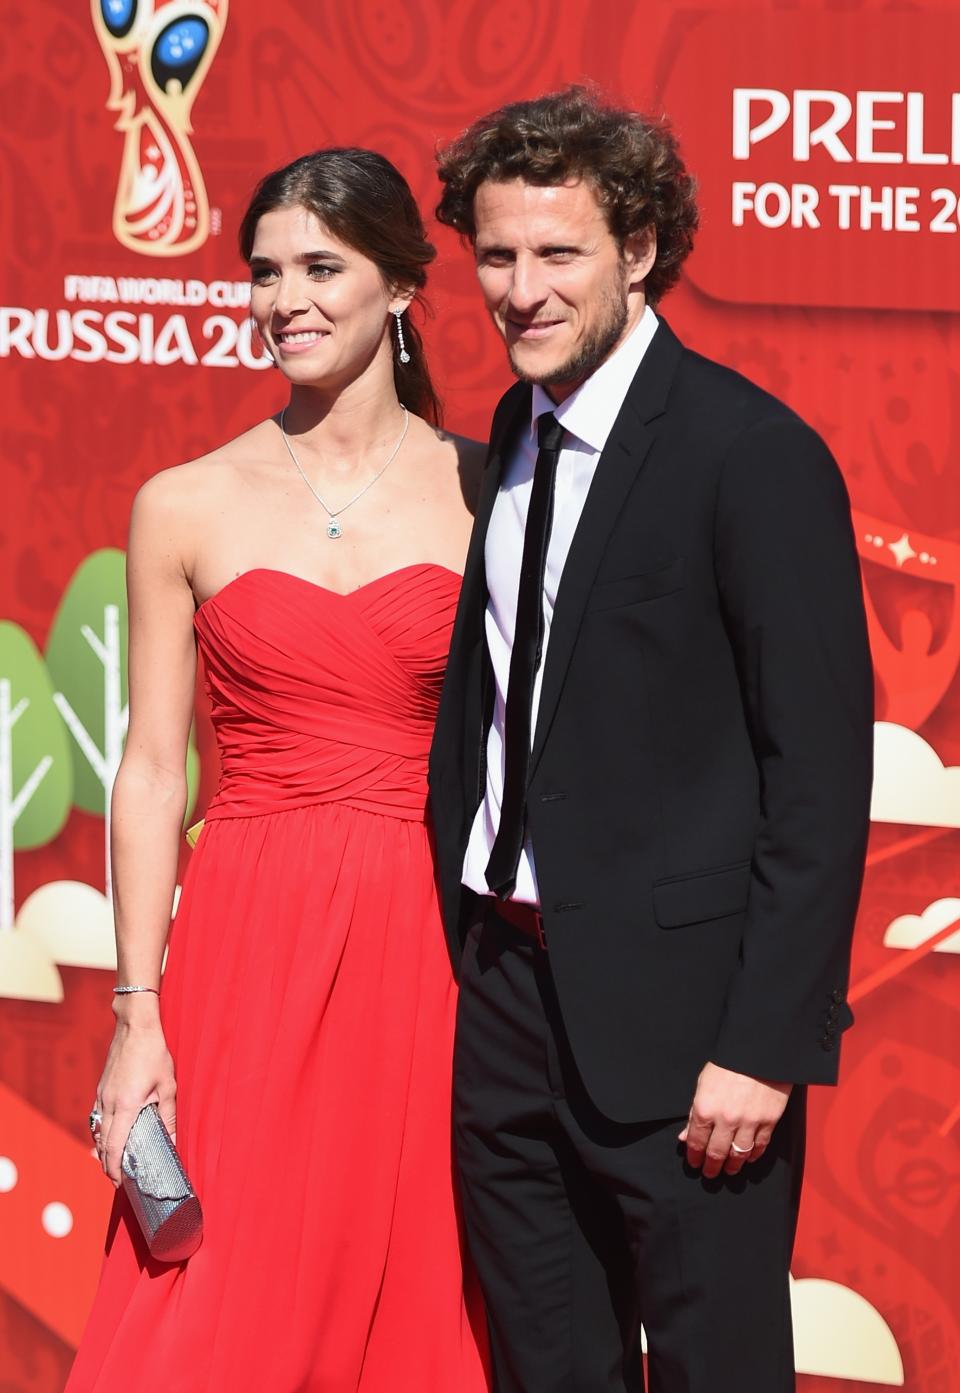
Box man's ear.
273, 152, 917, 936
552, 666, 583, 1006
622, 226, 657, 286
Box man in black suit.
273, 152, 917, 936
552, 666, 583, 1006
429, 87, 873, 1392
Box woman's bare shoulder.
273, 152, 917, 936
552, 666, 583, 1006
133, 419, 277, 520
431, 427, 489, 514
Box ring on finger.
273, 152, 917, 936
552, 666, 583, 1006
729, 1141, 752, 1155
88, 1107, 103, 1134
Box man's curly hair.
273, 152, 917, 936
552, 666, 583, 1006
436, 86, 699, 304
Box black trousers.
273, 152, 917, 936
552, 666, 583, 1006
453, 908, 806, 1393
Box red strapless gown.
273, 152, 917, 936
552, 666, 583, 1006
66, 565, 489, 1393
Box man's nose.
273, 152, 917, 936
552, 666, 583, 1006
507, 256, 548, 315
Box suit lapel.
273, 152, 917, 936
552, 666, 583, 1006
434, 385, 529, 803
530, 320, 684, 772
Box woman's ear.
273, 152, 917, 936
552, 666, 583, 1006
387, 284, 417, 317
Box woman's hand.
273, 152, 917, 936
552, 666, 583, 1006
94, 994, 176, 1184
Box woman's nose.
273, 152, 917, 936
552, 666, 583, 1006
272, 273, 311, 319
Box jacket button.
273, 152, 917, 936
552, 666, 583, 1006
832, 989, 843, 1004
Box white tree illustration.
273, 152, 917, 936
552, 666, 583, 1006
0, 679, 52, 931
44, 549, 199, 920
0, 622, 71, 1000
52, 602, 129, 904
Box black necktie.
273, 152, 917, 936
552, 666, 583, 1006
485, 411, 565, 899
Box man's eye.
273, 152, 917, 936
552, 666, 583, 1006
479, 252, 512, 268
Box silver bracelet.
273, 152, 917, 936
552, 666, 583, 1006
113, 985, 160, 995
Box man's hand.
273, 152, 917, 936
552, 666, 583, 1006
679, 1063, 792, 1178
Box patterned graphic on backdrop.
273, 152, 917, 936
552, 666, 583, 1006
0, 551, 199, 1004
92, 0, 229, 256
0, 2, 958, 1390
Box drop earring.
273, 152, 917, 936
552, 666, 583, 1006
394, 309, 411, 364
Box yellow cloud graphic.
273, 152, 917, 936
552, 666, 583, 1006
17, 880, 179, 974
0, 925, 62, 1002
871, 722, 960, 828
884, 898, 960, 955
18, 881, 117, 971
637, 1276, 903, 1382
790, 1276, 904, 1383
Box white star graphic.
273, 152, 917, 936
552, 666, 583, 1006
889, 533, 917, 568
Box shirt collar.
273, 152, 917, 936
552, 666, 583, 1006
530, 304, 659, 454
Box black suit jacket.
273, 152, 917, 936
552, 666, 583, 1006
428, 320, 874, 1123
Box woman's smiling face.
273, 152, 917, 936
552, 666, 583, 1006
249, 205, 404, 389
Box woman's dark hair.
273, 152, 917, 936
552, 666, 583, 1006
240, 148, 441, 424
436, 87, 698, 305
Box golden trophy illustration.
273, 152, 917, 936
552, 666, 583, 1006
92, 0, 228, 256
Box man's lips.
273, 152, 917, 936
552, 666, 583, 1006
505, 318, 567, 340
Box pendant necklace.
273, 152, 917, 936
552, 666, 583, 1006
278, 405, 409, 540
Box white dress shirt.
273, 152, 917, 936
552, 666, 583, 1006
462, 306, 660, 904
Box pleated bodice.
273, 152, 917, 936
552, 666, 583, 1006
193, 565, 461, 823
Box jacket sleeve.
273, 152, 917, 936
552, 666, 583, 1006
709, 413, 874, 1084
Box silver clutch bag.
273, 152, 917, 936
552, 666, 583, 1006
121, 1103, 203, 1262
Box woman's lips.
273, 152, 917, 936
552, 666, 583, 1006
273, 330, 328, 355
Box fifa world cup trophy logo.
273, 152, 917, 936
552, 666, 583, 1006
92, 0, 228, 256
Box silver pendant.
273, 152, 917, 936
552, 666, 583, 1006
326, 519, 343, 539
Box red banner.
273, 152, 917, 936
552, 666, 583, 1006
665, 10, 960, 310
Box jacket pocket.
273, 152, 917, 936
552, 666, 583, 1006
653, 860, 751, 928
586, 557, 684, 612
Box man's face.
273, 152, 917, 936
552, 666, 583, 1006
472, 178, 655, 401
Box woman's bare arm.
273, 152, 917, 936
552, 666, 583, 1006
97, 469, 198, 1181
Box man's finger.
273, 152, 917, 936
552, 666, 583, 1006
745, 1125, 774, 1162
724, 1129, 757, 1175
683, 1114, 713, 1169
702, 1123, 734, 1179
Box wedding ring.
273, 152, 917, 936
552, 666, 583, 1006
729, 1141, 752, 1154
88, 1108, 103, 1134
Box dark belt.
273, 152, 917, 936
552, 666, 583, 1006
487, 897, 547, 950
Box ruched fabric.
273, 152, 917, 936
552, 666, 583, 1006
66, 565, 489, 1393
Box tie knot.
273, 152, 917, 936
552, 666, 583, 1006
537, 412, 565, 452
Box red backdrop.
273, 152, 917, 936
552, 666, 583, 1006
1, 2, 958, 1389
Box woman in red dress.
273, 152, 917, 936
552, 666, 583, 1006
66, 149, 489, 1393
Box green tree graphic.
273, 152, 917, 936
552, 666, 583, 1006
45, 549, 199, 904
0, 623, 72, 932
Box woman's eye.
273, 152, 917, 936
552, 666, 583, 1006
308, 264, 337, 279
251, 267, 277, 284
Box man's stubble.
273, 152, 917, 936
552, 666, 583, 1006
505, 277, 630, 392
